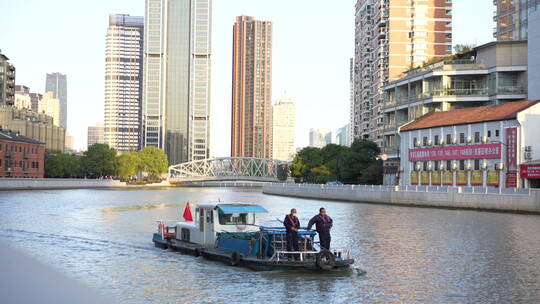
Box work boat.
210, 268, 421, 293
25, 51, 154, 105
152, 202, 354, 271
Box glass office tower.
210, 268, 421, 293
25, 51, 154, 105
143, 0, 212, 164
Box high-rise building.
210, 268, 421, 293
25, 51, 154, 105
142, 0, 212, 165
494, 0, 540, 41
231, 16, 273, 158
348, 57, 355, 147
335, 124, 351, 147
87, 123, 104, 148
309, 129, 332, 148
45, 72, 67, 129
352, 0, 452, 146
0, 51, 16, 106
39, 92, 61, 127
29, 92, 42, 113
272, 93, 295, 161
104, 14, 144, 152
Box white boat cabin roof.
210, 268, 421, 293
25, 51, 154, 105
196, 202, 268, 214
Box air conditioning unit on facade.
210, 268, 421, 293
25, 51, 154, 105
466, 136, 473, 144
415, 163, 422, 171
427, 139, 433, 146
481, 136, 489, 144
451, 162, 458, 171
452, 138, 458, 145
427, 163, 433, 171
496, 163, 505, 171
439, 163, 445, 171
439, 138, 445, 146
481, 162, 488, 170
465, 163, 472, 171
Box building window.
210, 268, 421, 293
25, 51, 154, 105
423, 136, 428, 146
434, 135, 439, 145
0, 144, 2, 151
413, 137, 417, 147
459, 160, 465, 170
414, 162, 418, 171
474, 159, 480, 170
423, 161, 428, 171
495, 130, 500, 137
459, 133, 465, 144
434, 160, 440, 171
446, 134, 451, 145
474, 132, 480, 143
446, 160, 452, 170
488, 130, 491, 137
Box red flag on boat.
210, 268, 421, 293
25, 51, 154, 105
183, 202, 193, 221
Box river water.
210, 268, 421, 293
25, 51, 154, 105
1, 187, 540, 303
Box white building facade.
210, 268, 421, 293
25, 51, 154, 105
399, 101, 540, 188
39, 92, 61, 127
104, 14, 144, 152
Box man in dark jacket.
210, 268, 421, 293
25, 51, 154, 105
307, 207, 333, 250
283, 208, 300, 259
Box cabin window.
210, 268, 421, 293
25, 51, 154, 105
181, 228, 190, 241
217, 210, 254, 225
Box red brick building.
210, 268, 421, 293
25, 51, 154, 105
0, 129, 45, 178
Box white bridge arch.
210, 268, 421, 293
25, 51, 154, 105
169, 157, 288, 183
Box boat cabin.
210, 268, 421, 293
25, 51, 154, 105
176, 202, 268, 246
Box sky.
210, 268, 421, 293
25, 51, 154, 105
0, 0, 494, 156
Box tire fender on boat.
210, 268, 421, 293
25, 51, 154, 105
195, 248, 202, 257
316, 250, 336, 270
230, 252, 242, 266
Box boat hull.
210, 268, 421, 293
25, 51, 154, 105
153, 234, 354, 271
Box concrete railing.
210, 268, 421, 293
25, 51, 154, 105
263, 183, 540, 214
0, 178, 126, 190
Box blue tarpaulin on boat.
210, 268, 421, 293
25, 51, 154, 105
217, 204, 268, 214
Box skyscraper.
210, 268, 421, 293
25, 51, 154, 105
104, 14, 144, 152
272, 94, 295, 161
142, 0, 212, 165
45, 72, 67, 129
494, 0, 539, 40
352, 0, 452, 146
309, 129, 331, 148
231, 16, 273, 158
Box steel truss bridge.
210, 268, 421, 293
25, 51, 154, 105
168, 157, 287, 183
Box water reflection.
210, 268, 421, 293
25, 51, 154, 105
1, 188, 540, 303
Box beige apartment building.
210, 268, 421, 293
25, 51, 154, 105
0, 106, 65, 151
39, 92, 61, 127
231, 16, 273, 158
494, 0, 540, 41
352, 0, 452, 147
272, 94, 295, 161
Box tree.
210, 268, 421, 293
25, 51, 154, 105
81, 144, 117, 177
45, 152, 81, 178
138, 146, 168, 180
291, 147, 324, 183
117, 152, 141, 180
454, 43, 475, 54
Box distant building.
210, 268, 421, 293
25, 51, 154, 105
272, 94, 295, 161
494, 0, 539, 41
231, 16, 273, 159
309, 129, 331, 148
104, 14, 144, 152
335, 124, 351, 147
45, 72, 67, 129
14, 85, 32, 110
0, 129, 45, 178
142, 0, 212, 164
0, 51, 16, 106
29, 93, 42, 113
39, 92, 61, 127
65, 131, 76, 153
400, 100, 540, 188
0, 106, 65, 152
87, 123, 104, 148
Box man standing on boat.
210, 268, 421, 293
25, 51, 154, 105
283, 208, 300, 259
307, 207, 333, 250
